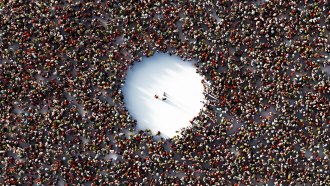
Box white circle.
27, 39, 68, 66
122, 53, 205, 138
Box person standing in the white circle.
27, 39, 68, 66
162, 92, 167, 101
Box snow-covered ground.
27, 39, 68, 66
122, 53, 205, 138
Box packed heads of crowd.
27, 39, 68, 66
0, 0, 329, 185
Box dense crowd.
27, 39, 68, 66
0, 0, 329, 185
